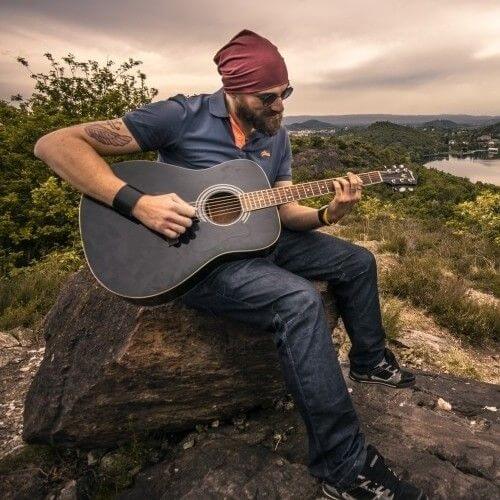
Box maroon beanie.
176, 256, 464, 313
213, 29, 289, 93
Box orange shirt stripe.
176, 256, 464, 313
228, 112, 246, 149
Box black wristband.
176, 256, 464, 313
112, 184, 145, 218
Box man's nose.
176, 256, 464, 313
271, 98, 284, 113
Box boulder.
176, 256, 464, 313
120, 370, 500, 499
23, 266, 339, 448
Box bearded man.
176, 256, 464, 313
35, 29, 426, 500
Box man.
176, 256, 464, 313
34, 29, 426, 500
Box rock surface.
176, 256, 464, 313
120, 369, 499, 499
23, 266, 339, 448
0, 329, 44, 458
4, 265, 498, 498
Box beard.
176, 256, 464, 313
234, 99, 283, 136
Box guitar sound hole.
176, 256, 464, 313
204, 191, 242, 225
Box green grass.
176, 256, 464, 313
0, 250, 82, 332
381, 255, 499, 343
332, 209, 499, 343
380, 296, 405, 341
336, 214, 499, 299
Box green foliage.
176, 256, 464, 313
342, 121, 446, 161
94, 439, 151, 499
446, 190, 500, 245
380, 296, 404, 341
15, 53, 158, 119
0, 437, 154, 499
0, 250, 83, 331
0, 54, 157, 273
381, 255, 499, 343
292, 130, 498, 343
0, 444, 81, 496
391, 165, 483, 221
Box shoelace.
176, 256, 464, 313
361, 450, 401, 499
375, 348, 400, 376
356, 476, 395, 499
384, 348, 400, 370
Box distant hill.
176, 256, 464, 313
286, 119, 336, 131
478, 121, 500, 138
419, 119, 462, 130
352, 121, 444, 158
283, 114, 500, 128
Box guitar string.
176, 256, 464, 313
183, 173, 379, 213
190, 187, 360, 219
188, 184, 372, 217
182, 172, 376, 208
175, 173, 405, 222
187, 179, 377, 216
183, 173, 376, 208
160, 171, 407, 222
152, 171, 397, 219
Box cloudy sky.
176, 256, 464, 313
1, 0, 500, 115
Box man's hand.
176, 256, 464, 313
327, 172, 363, 223
132, 193, 196, 239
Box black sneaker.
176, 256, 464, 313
349, 348, 415, 388
321, 444, 427, 499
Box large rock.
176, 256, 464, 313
120, 370, 500, 499
22, 266, 339, 448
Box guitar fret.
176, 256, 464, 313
251, 190, 257, 210
242, 168, 404, 212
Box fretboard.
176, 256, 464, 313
241, 170, 384, 211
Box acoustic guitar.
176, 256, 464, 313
79, 159, 417, 305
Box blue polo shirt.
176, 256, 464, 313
122, 87, 292, 185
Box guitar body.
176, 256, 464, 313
79, 159, 281, 305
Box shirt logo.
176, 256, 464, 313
260, 149, 271, 158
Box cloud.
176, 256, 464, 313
1, 0, 499, 113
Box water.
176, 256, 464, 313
424, 155, 500, 186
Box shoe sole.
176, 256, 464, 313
323, 480, 427, 500
321, 484, 343, 499
348, 373, 416, 389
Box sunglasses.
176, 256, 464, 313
254, 86, 294, 106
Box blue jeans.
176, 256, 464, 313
180, 227, 386, 489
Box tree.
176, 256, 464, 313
0, 53, 158, 273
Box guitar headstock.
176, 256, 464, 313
380, 165, 418, 192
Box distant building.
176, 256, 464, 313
477, 134, 492, 142
288, 129, 336, 137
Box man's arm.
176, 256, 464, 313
275, 173, 363, 231
275, 180, 324, 231
34, 118, 195, 239
34, 118, 140, 206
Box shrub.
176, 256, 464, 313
0, 249, 83, 331
381, 255, 499, 342
380, 296, 404, 341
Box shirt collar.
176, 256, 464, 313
208, 87, 229, 118
208, 86, 268, 142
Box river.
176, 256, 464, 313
424, 155, 500, 186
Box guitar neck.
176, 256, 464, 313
241, 170, 384, 211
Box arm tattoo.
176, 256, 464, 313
85, 124, 132, 146
106, 119, 122, 130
